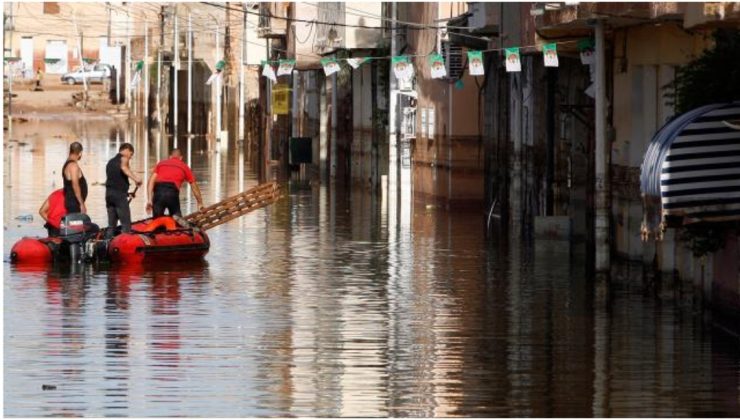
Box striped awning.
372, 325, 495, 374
640, 101, 740, 224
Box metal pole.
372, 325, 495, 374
173, 7, 179, 147
126, 3, 131, 111
157, 49, 162, 129
73, 14, 89, 108
7, 2, 13, 123
187, 13, 192, 138
594, 20, 610, 273
388, 2, 398, 199
215, 24, 222, 143
145, 21, 149, 129
238, 7, 245, 143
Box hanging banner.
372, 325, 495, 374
262, 60, 277, 82
578, 38, 595, 65
321, 57, 341, 76
505, 48, 521, 72
277, 59, 295, 77
272, 83, 290, 115
346, 57, 368, 69
428, 53, 447, 79
543, 43, 559, 67
392, 56, 414, 82
468, 50, 484, 76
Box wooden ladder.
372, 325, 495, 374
184, 181, 282, 231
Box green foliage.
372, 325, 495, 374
678, 225, 725, 257
665, 29, 740, 114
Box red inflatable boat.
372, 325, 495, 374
108, 217, 209, 264
10, 215, 209, 265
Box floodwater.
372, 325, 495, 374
4, 117, 740, 417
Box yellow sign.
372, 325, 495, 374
272, 83, 290, 115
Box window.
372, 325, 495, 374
441, 41, 464, 80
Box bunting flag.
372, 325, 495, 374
468, 50, 484, 76
392, 56, 414, 82
262, 60, 277, 82
206, 71, 222, 86
578, 38, 595, 65
543, 43, 559, 67
346, 57, 368, 69
277, 59, 295, 76
130, 60, 144, 90
130, 71, 141, 90
505, 48, 521, 72
321, 57, 341, 76
428, 53, 447, 79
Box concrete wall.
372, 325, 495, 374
406, 2, 484, 206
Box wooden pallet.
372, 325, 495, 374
184, 181, 282, 231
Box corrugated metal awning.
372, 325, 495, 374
640, 101, 740, 223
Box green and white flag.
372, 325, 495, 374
543, 43, 558, 67
468, 50, 484, 76
505, 47, 521, 72
428, 53, 446, 79
392, 56, 414, 82
277, 59, 295, 76
262, 60, 277, 83
578, 38, 594, 65
321, 57, 341, 76
130, 60, 144, 90
346, 57, 368, 69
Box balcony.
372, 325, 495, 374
257, 2, 289, 39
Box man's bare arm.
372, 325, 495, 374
68, 163, 86, 213
121, 155, 142, 185
190, 181, 204, 210
39, 198, 50, 223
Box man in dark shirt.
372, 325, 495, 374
105, 143, 142, 233
147, 149, 204, 217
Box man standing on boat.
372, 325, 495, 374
63, 142, 87, 214
105, 143, 143, 233
147, 149, 204, 217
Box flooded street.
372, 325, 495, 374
4, 118, 740, 417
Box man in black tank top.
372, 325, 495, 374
105, 143, 142, 233
63, 142, 88, 214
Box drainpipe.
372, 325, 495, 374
594, 20, 610, 273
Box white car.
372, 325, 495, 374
61, 64, 111, 85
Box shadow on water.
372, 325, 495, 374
4, 118, 740, 417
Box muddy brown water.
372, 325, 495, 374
4, 117, 740, 417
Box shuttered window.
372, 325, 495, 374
441, 41, 464, 80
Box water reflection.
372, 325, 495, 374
4, 118, 740, 417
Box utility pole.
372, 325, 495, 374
173, 5, 179, 147
157, 6, 164, 131
6, 2, 14, 123
107, 2, 111, 46
215, 24, 222, 143
594, 20, 610, 274
126, 2, 132, 112
144, 20, 149, 129
238, 5, 246, 145
73, 14, 89, 108
187, 13, 192, 141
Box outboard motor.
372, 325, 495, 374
59, 213, 100, 263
